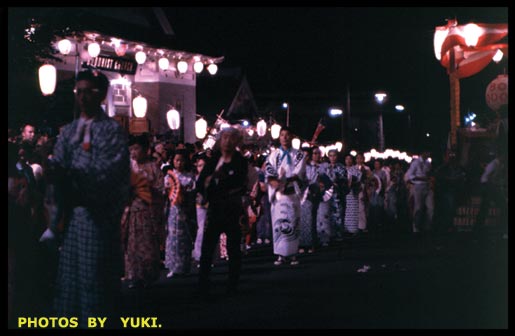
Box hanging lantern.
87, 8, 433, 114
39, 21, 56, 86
271, 123, 281, 139
193, 61, 204, 73
132, 95, 147, 118
158, 57, 169, 71
292, 138, 301, 150
167, 108, 180, 130
38, 64, 56, 96
256, 119, 267, 137
57, 39, 72, 55
195, 117, 208, 139
87, 42, 101, 58
485, 74, 508, 111
135, 51, 147, 64
207, 63, 218, 75
177, 60, 188, 74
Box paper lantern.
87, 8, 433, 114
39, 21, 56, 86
58, 39, 72, 55
88, 42, 100, 58
292, 138, 301, 150
195, 117, 208, 139
38, 64, 56, 96
135, 51, 147, 64
256, 119, 267, 137
167, 109, 180, 130
132, 95, 147, 118
271, 123, 281, 139
177, 61, 188, 74
485, 74, 508, 111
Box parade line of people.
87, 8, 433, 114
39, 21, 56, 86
8, 70, 507, 328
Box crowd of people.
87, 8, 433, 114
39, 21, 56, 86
8, 70, 507, 327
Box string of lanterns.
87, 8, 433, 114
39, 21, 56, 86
39, 30, 224, 97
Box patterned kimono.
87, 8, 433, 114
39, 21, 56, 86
121, 161, 163, 287
319, 162, 348, 239
165, 169, 196, 275
52, 112, 130, 325
265, 147, 306, 257
344, 165, 362, 233
299, 161, 321, 248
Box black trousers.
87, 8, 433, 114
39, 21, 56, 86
199, 200, 243, 292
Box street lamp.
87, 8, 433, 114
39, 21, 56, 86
374, 92, 387, 152
282, 102, 290, 127
328, 107, 344, 142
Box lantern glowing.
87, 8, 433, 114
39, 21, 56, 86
158, 57, 169, 71
135, 51, 147, 64
38, 64, 56, 96
177, 61, 188, 74
193, 61, 204, 73
132, 95, 147, 118
292, 138, 301, 150
88, 42, 101, 58
270, 123, 281, 139
207, 63, 218, 75
195, 117, 208, 139
256, 119, 267, 137
335, 141, 343, 152
167, 109, 180, 130
58, 39, 72, 55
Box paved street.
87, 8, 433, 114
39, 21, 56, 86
120, 231, 508, 329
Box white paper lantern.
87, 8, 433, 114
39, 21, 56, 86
193, 61, 204, 73
135, 51, 147, 64
58, 39, 72, 55
132, 95, 147, 118
177, 60, 188, 74
38, 64, 56, 96
195, 117, 208, 139
167, 109, 180, 130
207, 63, 218, 75
159, 57, 169, 71
256, 119, 267, 137
271, 123, 281, 139
292, 138, 301, 150
88, 42, 100, 58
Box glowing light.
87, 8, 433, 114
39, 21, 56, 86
193, 61, 204, 73
256, 119, 267, 137
38, 64, 56, 96
177, 60, 188, 73
58, 39, 72, 55
167, 109, 180, 130
158, 57, 169, 70
88, 42, 100, 58
492, 49, 504, 63
292, 138, 301, 150
135, 51, 147, 64
271, 123, 281, 139
132, 95, 147, 118
195, 117, 208, 139
207, 63, 218, 75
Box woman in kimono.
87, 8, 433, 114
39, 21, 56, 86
298, 147, 322, 254
265, 127, 306, 266
165, 150, 196, 278
343, 154, 362, 234
122, 134, 163, 289
319, 149, 348, 241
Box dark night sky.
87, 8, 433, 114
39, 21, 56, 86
164, 7, 508, 154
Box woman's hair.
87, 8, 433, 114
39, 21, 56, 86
128, 133, 150, 150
